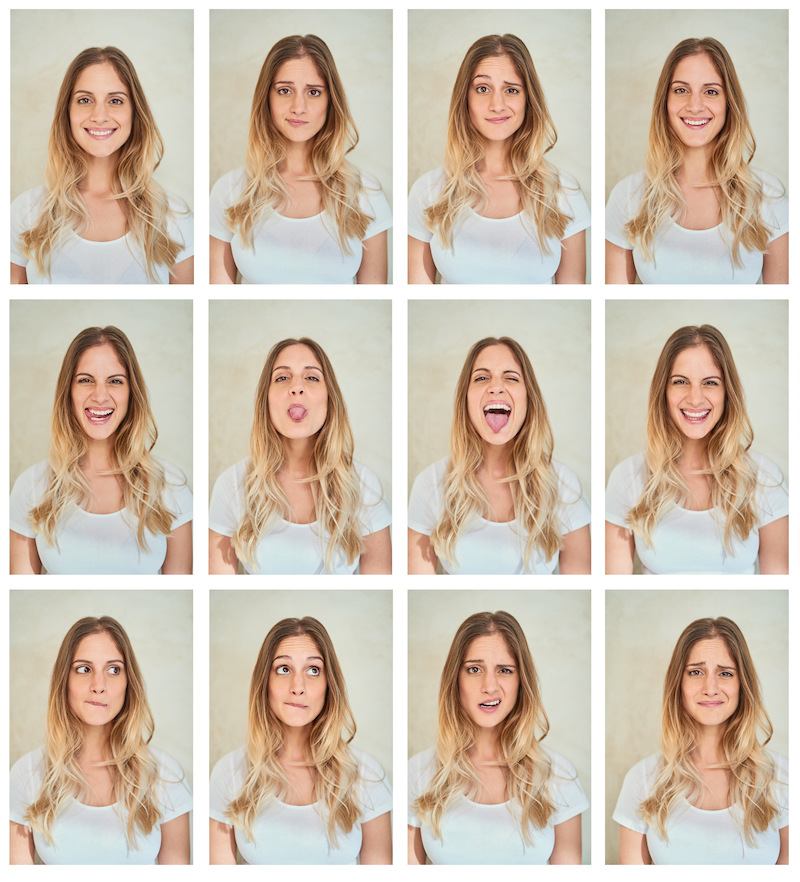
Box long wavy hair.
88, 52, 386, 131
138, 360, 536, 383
431, 337, 565, 571
232, 338, 365, 573
25, 617, 161, 848
226, 617, 364, 844
640, 617, 781, 845
29, 326, 177, 551
414, 612, 556, 843
626, 325, 759, 553
224, 35, 374, 255
423, 34, 571, 253
624, 38, 774, 268
18, 46, 185, 283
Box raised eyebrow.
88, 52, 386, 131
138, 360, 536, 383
72, 658, 125, 665
671, 79, 724, 89
273, 654, 324, 663
274, 80, 325, 89
472, 74, 523, 88
669, 373, 723, 381
271, 364, 323, 373
74, 371, 127, 379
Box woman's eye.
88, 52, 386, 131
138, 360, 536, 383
108, 665, 122, 675
276, 87, 291, 96
308, 89, 321, 97
706, 89, 719, 96
506, 88, 520, 95
466, 665, 480, 674
720, 670, 735, 677
499, 667, 514, 675
505, 375, 519, 382
276, 665, 290, 675
76, 97, 91, 104
307, 666, 321, 676
76, 377, 91, 384
476, 85, 489, 94
305, 375, 320, 382
75, 665, 90, 674
273, 375, 289, 383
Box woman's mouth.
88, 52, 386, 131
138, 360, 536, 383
287, 119, 308, 127
486, 116, 510, 124
484, 403, 511, 433
85, 408, 114, 424
680, 409, 710, 423
681, 117, 711, 128
288, 406, 307, 422
479, 699, 501, 712
85, 128, 117, 139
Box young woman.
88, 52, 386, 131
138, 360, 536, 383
606, 37, 788, 284
10, 616, 191, 864
408, 33, 589, 284
605, 325, 788, 574
210, 34, 390, 284
210, 617, 392, 864
10, 46, 193, 284
209, 337, 390, 574
9, 326, 193, 574
408, 337, 590, 574
408, 611, 587, 864
614, 617, 788, 864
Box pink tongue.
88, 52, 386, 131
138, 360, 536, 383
485, 412, 510, 433
288, 406, 306, 421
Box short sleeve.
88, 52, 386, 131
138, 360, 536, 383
10, 188, 44, 268
154, 750, 193, 823
548, 751, 590, 826
360, 175, 393, 240
752, 454, 789, 526
9, 463, 47, 538
209, 461, 246, 537
356, 464, 392, 535
612, 756, 656, 834
605, 174, 645, 250
605, 455, 644, 529
407, 749, 437, 827
210, 170, 244, 243
771, 753, 789, 829
355, 750, 393, 823
209, 749, 245, 824
162, 461, 193, 530
407, 460, 445, 536
759, 172, 788, 242
560, 176, 591, 240
554, 462, 591, 534
10, 750, 44, 826
408, 171, 443, 243
168, 196, 194, 263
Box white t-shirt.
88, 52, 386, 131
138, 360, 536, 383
407, 168, 590, 284
209, 746, 392, 865
209, 167, 392, 284
10, 746, 192, 865
408, 457, 590, 574
209, 459, 391, 574
10, 460, 193, 575
605, 170, 788, 284
613, 752, 788, 865
10, 186, 193, 284
408, 747, 588, 865
605, 452, 788, 575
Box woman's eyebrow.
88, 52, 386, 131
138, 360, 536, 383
73, 657, 125, 665
472, 74, 523, 88
274, 654, 324, 663
685, 660, 736, 670
274, 80, 325, 89
74, 89, 130, 97
671, 79, 724, 89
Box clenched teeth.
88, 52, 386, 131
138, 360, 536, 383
88, 129, 114, 135
480, 699, 500, 707
87, 408, 113, 417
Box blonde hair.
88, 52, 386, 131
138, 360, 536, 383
625, 38, 775, 268
232, 338, 367, 573
18, 47, 186, 283
423, 34, 572, 253
431, 337, 565, 571
641, 617, 782, 845
29, 326, 178, 551
226, 617, 366, 845
25, 617, 164, 848
413, 611, 558, 843
224, 35, 375, 255
626, 325, 760, 553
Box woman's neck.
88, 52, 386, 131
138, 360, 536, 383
280, 724, 312, 762
691, 725, 725, 766
78, 724, 112, 763
677, 147, 714, 187
470, 725, 501, 762
280, 437, 315, 477
678, 437, 709, 471
279, 139, 314, 178
481, 442, 512, 478
80, 436, 117, 473
79, 154, 120, 197
477, 137, 512, 178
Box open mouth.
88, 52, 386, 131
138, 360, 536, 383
680, 409, 710, 423
85, 408, 114, 424
85, 128, 117, 139
681, 118, 711, 128
483, 403, 511, 433
288, 405, 307, 422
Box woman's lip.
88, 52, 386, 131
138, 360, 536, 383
86, 701, 108, 707
285, 702, 309, 709
698, 701, 724, 706
85, 128, 117, 139
478, 699, 501, 712
486, 116, 510, 124
287, 119, 308, 126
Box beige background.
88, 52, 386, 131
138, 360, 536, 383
209, 9, 393, 281
409, 589, 591, 864
9, 589, 193, 780
208, 299, 391, 512
9, 300, 193, 492
10, 9, 193, 207
605, 9, 788, 201
408, 9, 591, 279
209, 589, 392, 784
408, 300, 590, 503
605, 589, 788, 864
605, 300, 788, 483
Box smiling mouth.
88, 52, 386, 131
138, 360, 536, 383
680, 409, 710, 423
484, 403, 511, 433
681, 118, 711, 128
85, 128, 117, 138
85, 408, 114, 424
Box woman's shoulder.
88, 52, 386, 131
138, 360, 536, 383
541, 746, 580, 778
408, 747, 438, 777
12, 460, 51, 491
752, 169, 786, 196
622, 752, 662, 783
150, 746, 187, 778
211, 746, 248, 780
214, 458, 250, 488
10, 747, 46, 777
409, 168, 447, 198
353, 461, 385, 495
608, 452, 647, 482
11, 185, 47, 220
748, 451, 785, 481
413, 457, 449, 486
608, 171, 647, 202
551, 460, 583, 488
211, 167, 248, 200
350, 746, 388, 780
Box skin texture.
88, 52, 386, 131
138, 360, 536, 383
467, 56, 526, 144
267, 344, 328, 441
666, 55, 726, 151
269, 57, 330, 145
71, 344, 130, 443
69, 63, 133, 160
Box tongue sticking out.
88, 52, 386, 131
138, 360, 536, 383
288, 406, 307, 422
485, 412, 510, 433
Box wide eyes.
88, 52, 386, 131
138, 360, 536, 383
274, 664, 322, 676
73, 664, 123, 675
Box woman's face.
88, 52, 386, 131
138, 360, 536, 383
467, 55, 526, 144
666, 53, 727, 151
665, 344, 725, 443
67, 632, 128, 731
71, 343, 131, 442
681, 637, 740, 730
69, 62, 133, 159
466, 344, 528, 448
458, 633, 520, 730
269, 56, 329, 144
267, 343, 329, 441
268, 635, 328, 731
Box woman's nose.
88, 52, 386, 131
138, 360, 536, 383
290, 673, 304, 693
91, 673, 106, 692
482, 671, 498, 693
291, 94, 306, 115
488, 90, 506, 112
